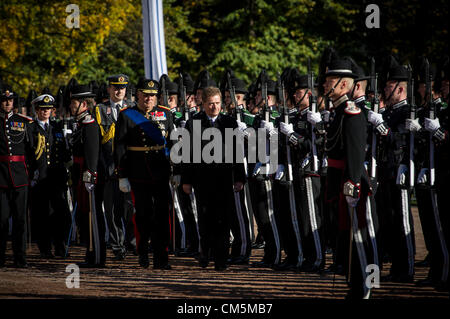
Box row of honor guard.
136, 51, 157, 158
0, 52, 449, 298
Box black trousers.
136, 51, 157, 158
131, 181, 170, 266
98, 178, 130, 255
194, 182, 234, 267
376, 175, 415, 277
229, 188, 252, 259
178, 186, 200, 253
0, 186, 28, 262
248, 176, 281, 264
73, 181, 106, 265
30, 178, 71, 255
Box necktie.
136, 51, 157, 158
44, 122, 49, 132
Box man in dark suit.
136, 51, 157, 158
181, 86, 246, 271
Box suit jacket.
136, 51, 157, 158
180, 111, 246, 192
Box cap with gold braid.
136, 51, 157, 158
136, 78, 159, 95
107, 74, 129, 88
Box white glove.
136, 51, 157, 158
252, 162, 262, 177
424, 118, 440, 133
321, 157, 328, 169
301, 156, 310, 169
85, 182, 95, 192
275, 164, 285, 180
171, 174, 181, 186
368, 110, 384, 126
417, 168, 428, 184
260, 120, 274, 132
364, 161, 369, 171
396, 164, 408, 186
279, 122, 294, 136
119, 178, 131, 193
63, 128, 72, 137
307, 111, 322, 125
179, 120, 186, 128
346, 196, 359, 208
405, 118, 422, 133
321, 110, 331, 122
30, 170, 39, 187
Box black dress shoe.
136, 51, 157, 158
77, 262, 105, 268
13, 259, 28, 268
273, 262, 297, 271
215, 264, 227, 271
0, 258, 5, 268
139, 255, 150, 268
40, 252, 55, 259
113, 251, 126, 261
382, 274, 414, 283
251, 260, 272, 268
154, 263, 172, 270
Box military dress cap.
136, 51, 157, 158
0, 84, 17, 100
351, 60, 370, 82
194, 69, 217, 91
136, 78, 159, 94
257, 79, 277, 95
386, 56, 409, 82
231, 77, 247, 94
32, 94, 55, 108
70, 84, 97, 99
325, 56, 358, 78
97, 82, 109, 100
107, 74, 129, 88
180, 72, 195, 94
159, 74, 178, 95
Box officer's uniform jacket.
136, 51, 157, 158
70, 111, 100, 186
325, 95, 369, 229
0, 110, 34, 188
28, 120, 71, 186
94, 99, 133, 179
114, 104, 174, 184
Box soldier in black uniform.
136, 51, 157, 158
421, 61, 450, 289
248, 75, 282, 268
0, 84, 34, 268
322, 56, 372, 298
114, 78, 173, 270
69, 84, 105, 267
28, 94, 71, 259
181, 86, 246, 271
94, 74, 134, 260
367, 58, 415, 282
278, 70, 326, 272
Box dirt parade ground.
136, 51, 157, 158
0, 207, 448, 302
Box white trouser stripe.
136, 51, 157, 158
365, 196, 379, 266
288, 184, 304, 267
233, 188, 248, 256
265, 180, 281, 264
431, 190, 449, 282
305, 176, 322, 267
190, 189, 201, 253
400, 189, 415, 276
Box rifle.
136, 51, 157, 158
307, 59, 319, 172
179, 73, 189, 121
160, 75, 169, 107
407, 65, 416, 189
226, 71, 242, 121
370, 57, 379, 180
424, 59, 435, 187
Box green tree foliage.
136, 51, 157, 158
0, 0, 447, 97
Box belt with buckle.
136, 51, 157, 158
127, 145, 164, 152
